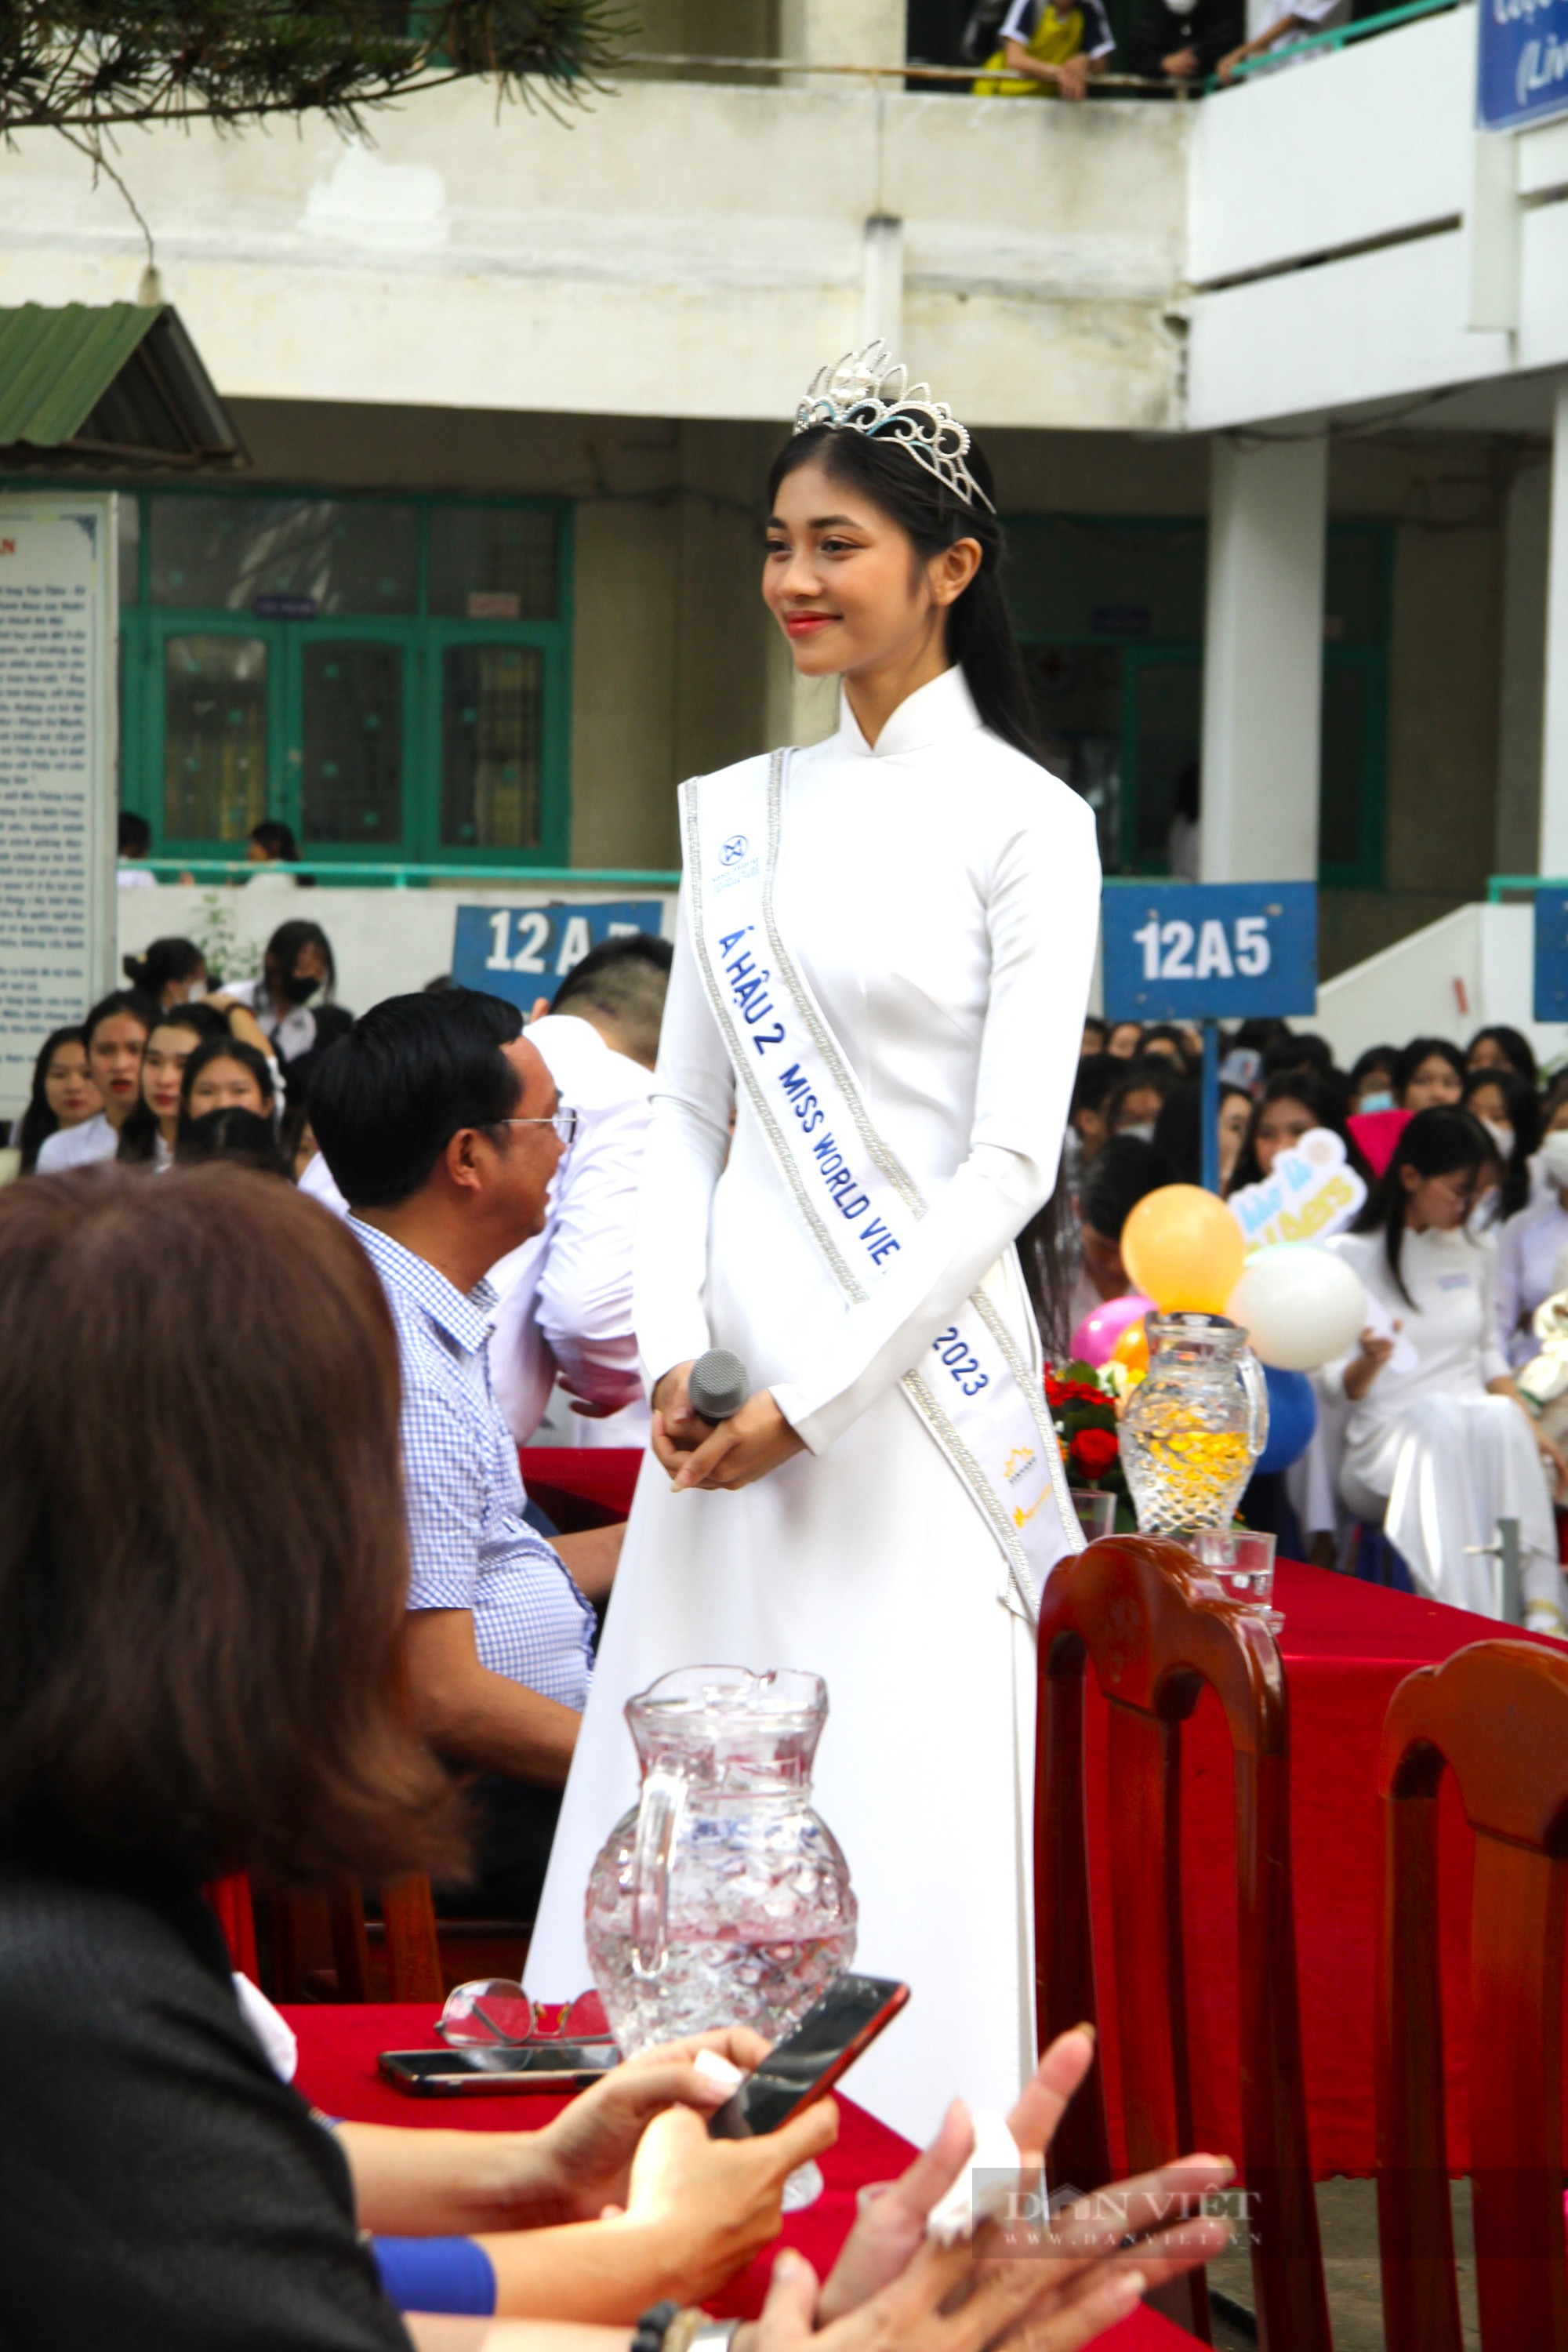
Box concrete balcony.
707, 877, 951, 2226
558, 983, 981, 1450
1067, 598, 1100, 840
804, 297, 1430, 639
1187, 1, 1568, 430
0, 74, 1189, 434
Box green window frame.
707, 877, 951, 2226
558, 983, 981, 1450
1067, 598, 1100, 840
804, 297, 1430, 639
114, 485, 573, 870
1005, 514, 1392, 888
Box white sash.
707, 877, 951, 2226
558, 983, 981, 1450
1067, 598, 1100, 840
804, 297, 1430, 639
681, 749, 1082, 1623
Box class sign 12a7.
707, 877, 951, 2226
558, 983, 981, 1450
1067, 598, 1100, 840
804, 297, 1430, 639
1102, 881, 1317, 1022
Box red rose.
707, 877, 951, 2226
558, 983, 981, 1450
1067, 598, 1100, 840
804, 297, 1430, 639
1069, 1426, 1119, 1479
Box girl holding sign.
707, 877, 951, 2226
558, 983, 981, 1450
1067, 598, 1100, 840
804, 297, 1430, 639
526, 347, 1101, 2136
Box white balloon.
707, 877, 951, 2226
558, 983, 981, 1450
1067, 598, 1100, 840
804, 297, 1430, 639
1225, 1244, 1366, 1371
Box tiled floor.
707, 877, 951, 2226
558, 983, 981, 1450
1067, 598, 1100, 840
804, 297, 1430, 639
1203, 2177, 1480, 2350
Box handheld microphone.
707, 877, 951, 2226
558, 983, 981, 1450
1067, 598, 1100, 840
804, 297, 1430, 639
688, 1348, 750, 1423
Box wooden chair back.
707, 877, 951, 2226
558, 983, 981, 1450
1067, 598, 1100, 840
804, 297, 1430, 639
1377, 1638, 1568, 2352
328, 1875, 446, 2004
1036, 1534, 1330, 2352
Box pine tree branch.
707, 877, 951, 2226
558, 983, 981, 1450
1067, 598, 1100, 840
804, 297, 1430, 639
0, 2, 633, 133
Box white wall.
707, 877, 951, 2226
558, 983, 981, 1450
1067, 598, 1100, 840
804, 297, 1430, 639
117, 881, 677, 1018
1314, 900, 1568, 1067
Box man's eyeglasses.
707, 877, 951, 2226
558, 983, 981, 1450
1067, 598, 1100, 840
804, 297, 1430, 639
501, 1106, 578, 1151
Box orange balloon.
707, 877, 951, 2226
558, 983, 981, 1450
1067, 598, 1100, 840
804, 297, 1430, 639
1109, 1316, 1149, 1378
1121, 1183, 1247, 1315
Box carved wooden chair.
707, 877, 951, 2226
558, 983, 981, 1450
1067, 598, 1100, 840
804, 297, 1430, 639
1036, 1534, 1330, 2352
1377, 1638, 1568, 2351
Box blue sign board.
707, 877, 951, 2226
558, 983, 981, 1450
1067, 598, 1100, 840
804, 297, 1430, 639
1534, 887, 1568, 1021
1477, 0, 1568, 131
1102, 880, 1318, 1023
452, 900, 666, 1012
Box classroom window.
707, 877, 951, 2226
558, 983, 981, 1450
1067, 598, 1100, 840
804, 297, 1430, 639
116, 489, 572, 868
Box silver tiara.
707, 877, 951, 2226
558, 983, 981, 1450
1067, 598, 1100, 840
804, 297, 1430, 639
793, 342, 995, 514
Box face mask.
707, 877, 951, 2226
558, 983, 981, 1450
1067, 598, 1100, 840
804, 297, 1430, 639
1119, 1121, 1157, 1142
1543, 1131, 1568, 1187
1480, 1118, 1514, 1161
281, 972, 321, 1007
1358, 1090, 1394, 1115
184, 979, 207, 1002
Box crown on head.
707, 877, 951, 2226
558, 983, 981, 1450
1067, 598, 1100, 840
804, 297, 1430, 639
793, 342, 995, 514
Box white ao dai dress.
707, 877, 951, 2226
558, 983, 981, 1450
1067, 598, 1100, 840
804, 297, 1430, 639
524, 667, 1102, 2142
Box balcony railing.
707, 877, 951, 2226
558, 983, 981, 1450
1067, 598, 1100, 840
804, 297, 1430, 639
617, 0, 1461, 100
138, 860, 682, 890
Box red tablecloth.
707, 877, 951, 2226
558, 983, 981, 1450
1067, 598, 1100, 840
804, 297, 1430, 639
520, 1447, 643, 1532
289, 2004, 1200, 2350
1081, 1557, 1566, 2180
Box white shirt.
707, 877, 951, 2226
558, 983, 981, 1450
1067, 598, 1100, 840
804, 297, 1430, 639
1495, 1191, 1568, 1367
488, 1013, 655, 1446
223, 976, 318, 1065
35, 1113, 118, 1172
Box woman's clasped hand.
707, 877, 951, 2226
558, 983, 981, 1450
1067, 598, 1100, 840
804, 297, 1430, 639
650, 1361, 806, 1493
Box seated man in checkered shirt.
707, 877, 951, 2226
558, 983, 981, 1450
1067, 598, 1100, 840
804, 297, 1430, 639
310, 988, 620, 1922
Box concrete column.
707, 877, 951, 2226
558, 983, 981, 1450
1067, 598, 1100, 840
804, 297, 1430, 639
1495, 456, 1549, 877
1539, 379, 1568, 877
861, 215, 904, 349
1199, 431, 1329, 884
779, 0, 906, 66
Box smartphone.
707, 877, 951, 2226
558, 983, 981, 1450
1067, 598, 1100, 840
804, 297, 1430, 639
707, 1974, 909, 2138
379, 2041, 620, 2096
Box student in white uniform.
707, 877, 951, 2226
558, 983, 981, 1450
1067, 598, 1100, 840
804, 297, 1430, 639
35, 991, 156, 1173
525, 345, 1100, 2142
1323, 1105, 1568, 1630
213, 920, 350, 1094
11, 1026, 100, 1173
488, 935, 672, 1450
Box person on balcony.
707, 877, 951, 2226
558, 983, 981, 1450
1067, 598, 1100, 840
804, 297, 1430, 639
1129, 0, 1241, 93
1217, 0, 1348, 83
973, 0, 1114, 100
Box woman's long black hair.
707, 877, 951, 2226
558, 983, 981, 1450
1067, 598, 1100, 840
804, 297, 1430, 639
13, 1027, 87, 1174
1348, 1105, 1496, 1307
1462, 1062, 1541, 1222
766, 425, 1040, 760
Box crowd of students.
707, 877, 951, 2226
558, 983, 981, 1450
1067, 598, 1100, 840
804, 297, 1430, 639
9, 920, 350, 1181
1065, 1012, 1568, 1625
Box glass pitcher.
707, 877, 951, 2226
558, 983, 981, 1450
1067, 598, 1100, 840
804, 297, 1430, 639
584, 1666, 858, 2054
1119, 1312, 1269, 1535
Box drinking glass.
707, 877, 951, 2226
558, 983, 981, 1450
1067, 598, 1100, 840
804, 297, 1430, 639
1070, 1487, 1117, 1543
1189, 1525, 1281, 1631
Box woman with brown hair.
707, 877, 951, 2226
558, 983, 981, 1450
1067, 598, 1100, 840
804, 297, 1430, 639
0, 1167, 1229, 2352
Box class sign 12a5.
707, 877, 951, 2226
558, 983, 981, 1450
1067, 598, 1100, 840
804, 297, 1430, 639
1102, 881, 1317, 1023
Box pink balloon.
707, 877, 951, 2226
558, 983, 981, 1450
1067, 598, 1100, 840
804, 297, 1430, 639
1069, 1292, 1156, 1369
